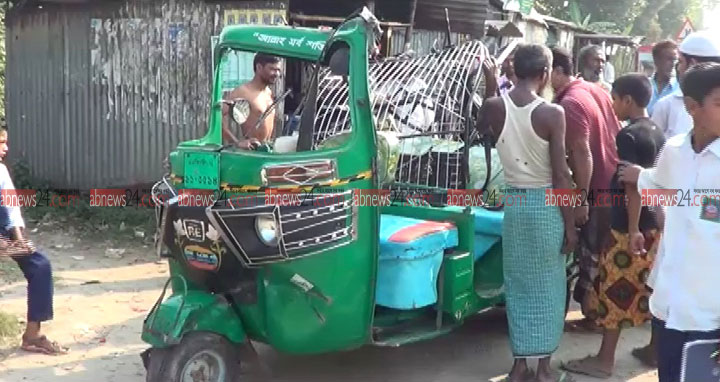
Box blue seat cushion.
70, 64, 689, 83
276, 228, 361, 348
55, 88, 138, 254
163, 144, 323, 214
379, 215, 459, 260
470, 207, 503, 237
376, 214, 458, 309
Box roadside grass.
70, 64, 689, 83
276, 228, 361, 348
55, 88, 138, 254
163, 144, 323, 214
0, 257, 22, 283
0, 310, 21, 350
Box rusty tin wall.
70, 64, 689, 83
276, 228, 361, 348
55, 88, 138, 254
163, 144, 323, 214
6, 0, 287, 189
388, 28, 468, 57
414, 0, 490, 38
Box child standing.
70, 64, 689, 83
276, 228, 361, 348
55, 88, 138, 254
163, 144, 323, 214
619, 62, 720, 382
0, 127, 67, 355
563, 74, 666, 378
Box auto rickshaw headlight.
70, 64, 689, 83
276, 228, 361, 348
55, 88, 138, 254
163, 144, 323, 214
255, 215, 279, 246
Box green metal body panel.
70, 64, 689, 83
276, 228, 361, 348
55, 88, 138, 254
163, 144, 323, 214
442, 251, 475, 319
215, 26, 331, 65
142, 287, 246, 348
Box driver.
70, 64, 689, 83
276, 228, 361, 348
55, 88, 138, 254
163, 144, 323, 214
222, 53, 281, 149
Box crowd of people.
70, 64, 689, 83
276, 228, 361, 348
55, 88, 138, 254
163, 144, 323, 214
479, 30, 720, 382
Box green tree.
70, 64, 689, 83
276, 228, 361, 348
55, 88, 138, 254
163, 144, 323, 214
535, 0, 645, 33
658, 0, 720, 38
535, 0, 717, 40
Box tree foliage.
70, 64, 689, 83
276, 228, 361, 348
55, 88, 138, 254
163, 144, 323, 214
658, 0, 720, 37
534, 0, 718, 41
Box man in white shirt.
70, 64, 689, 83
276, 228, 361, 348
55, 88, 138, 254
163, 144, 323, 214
0, 127, 67, 355
651, 31, 720, 139
619, 63, 720, 382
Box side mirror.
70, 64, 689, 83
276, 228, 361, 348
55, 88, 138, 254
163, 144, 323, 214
232, 99, 251, 125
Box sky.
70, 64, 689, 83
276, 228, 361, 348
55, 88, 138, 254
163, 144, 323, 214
705, 4, 720, 31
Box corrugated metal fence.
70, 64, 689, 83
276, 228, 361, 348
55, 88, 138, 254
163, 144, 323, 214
388, 28, 469, 57
6, 0, 287, 189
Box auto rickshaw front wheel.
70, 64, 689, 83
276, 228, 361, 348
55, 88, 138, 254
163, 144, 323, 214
143, 332, 240, 382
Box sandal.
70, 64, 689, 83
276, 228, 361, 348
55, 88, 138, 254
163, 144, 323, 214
21, 335, 69, 355
561, 356, 612, 379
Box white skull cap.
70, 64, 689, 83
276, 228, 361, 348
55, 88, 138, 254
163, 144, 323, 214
679, 30, 720, 58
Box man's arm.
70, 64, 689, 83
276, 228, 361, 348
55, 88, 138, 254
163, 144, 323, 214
618, 144, 672, 191
625, 181, 645, 254
221, 89, 245, 146
475, 97, 503, 145
543, 105, 578, 253
562, 98, 593, 225
251, 93, 275, 142
222, 123, 243, 146
482, 59, 499, 100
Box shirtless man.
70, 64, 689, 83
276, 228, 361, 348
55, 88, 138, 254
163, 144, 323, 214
222, 53, 281, 149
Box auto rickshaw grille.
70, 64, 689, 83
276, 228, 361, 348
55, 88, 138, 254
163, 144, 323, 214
207, 190, 356, 267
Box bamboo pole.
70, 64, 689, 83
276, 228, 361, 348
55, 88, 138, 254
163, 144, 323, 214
404, 0, 419, 51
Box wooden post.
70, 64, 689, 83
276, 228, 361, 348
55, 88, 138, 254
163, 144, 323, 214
404, 0, 418, 52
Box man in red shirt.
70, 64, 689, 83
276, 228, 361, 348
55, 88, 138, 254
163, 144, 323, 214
551, 47, 621, 330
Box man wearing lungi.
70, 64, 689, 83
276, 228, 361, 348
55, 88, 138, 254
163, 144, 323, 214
551, 48, 622, 332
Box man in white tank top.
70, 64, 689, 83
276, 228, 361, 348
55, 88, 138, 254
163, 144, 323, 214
477, 44, 578, 382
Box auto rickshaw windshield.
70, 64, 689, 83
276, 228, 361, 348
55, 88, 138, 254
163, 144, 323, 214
216, 44, 354, 154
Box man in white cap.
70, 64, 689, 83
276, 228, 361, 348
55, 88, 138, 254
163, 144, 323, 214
651, 31, 720, 139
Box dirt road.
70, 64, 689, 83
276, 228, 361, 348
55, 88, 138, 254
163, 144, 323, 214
0, 227, 658, 382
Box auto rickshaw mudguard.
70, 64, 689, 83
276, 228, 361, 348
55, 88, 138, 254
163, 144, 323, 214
142, 281, 246, 349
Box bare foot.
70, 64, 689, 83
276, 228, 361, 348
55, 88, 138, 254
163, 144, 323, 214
506, 367, 535, 382
562, 355, 613, 379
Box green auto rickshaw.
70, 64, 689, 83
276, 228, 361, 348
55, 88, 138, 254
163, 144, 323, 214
141, 7, 516, 381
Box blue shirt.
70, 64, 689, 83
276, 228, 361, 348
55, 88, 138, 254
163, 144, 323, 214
648, 74, 679, 116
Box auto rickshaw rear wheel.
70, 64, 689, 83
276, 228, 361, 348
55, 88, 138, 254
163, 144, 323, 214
144, 332, 240, 382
